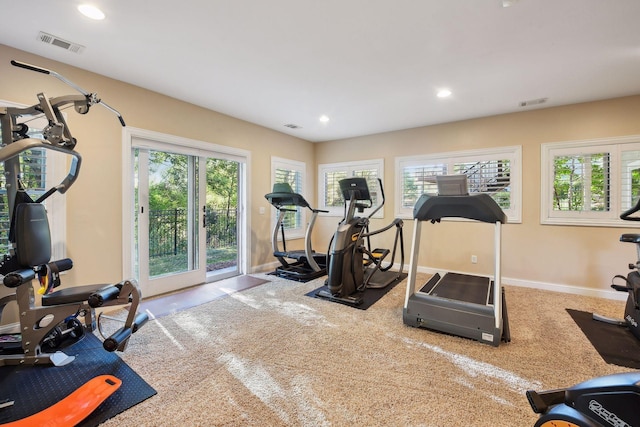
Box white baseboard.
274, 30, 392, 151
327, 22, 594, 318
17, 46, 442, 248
254, 260, 627, 302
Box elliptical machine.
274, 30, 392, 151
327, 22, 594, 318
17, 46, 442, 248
592, 198, 640, 341
316, 177, 404, 306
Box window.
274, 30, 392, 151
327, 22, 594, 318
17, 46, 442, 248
271, 157, 306, 238
541, 135, 640, 226
318, 159, 384, 218
395, 146, 522, 222
0, 100, 67, 259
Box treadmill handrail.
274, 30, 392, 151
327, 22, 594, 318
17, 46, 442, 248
413, 193, 507, 224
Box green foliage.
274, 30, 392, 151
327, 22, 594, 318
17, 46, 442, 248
553, 153, 607, 211
147, 151, 239, 212
207, 158, 238, 210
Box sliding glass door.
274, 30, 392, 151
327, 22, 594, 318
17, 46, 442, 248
126, 132, 246, 298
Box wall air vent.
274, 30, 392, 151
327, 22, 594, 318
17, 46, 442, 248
284, 124, 302, 129
519, 97, 548, 107
37, 31, 85, 54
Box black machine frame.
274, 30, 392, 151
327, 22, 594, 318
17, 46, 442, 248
403, 175, 510, 346
316, 177, 404, 306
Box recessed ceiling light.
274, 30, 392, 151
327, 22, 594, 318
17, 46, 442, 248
319, 115, 330, 123
437, 89, 452, 98
78, 4, 105, 20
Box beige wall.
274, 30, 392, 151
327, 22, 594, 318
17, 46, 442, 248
0, 44, 314, 287
2, 43, 640, 300
313, 96, 640, 297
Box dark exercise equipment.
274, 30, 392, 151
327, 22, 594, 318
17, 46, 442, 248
527, 372, 640, 427
592, 198, 640, 341
0, 60, 147, 366
265, 183, 328, 281
403, 174, 510, 346
316, 177, 404, 306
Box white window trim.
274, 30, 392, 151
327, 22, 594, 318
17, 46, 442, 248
271, 156, 306, 240
395, 146, 522, 223
541, 134, 640, 227
317, 158, 384, 218
122, 126, 251, 281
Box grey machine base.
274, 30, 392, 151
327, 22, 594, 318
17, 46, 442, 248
403, 272, 510, 347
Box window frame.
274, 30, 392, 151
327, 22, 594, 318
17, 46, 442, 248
395, 146, 522, 223
317, 159, 384, 218
541, 135, 640, 227
271, 156, 306, 239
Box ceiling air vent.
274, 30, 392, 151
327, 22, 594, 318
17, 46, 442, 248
37, 31, 85, 54
519, 97, 548, 107
284, 124, 302, 129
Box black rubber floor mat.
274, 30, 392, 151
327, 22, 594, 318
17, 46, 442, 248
567, 308, 640, 369
306, 273, 406, 310
0, 333, 156, 426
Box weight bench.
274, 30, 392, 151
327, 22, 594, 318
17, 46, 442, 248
0, 202, 148, 366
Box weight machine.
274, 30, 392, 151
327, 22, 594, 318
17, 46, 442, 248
0, 60, 147, 366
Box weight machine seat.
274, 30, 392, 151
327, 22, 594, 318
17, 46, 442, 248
41, 284, 111, 306
413, 193, 507, 224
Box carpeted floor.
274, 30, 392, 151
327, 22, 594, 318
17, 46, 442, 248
98, 273, 635, 426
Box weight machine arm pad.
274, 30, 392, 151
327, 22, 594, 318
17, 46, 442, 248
100, 279, 147, 352
3, 269, 36, 288
103, 312, 149, 352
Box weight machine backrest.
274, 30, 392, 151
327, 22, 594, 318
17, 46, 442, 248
14, 203, 52, 268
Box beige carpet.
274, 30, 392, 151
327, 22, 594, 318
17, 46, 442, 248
101, 273, 634, 426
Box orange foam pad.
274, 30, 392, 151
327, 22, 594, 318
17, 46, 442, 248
1, 375, 121, 427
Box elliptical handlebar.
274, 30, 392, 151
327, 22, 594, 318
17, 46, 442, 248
367, 178, 385, 220
620, 197, 640, 221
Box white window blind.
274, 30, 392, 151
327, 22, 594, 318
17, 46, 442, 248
318, 159, 384, 218
271, 157, 306, 238
396, 146, 521, 222
541, 136, 640, 226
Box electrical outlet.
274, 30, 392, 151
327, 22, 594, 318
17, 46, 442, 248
471, 255, 477, 264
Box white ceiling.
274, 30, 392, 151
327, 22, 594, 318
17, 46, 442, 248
1, 0, 639, 142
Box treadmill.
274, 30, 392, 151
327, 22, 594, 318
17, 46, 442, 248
403, 175, 510, 346
265, 183, 328, 281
